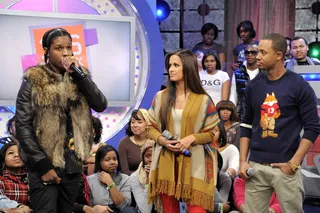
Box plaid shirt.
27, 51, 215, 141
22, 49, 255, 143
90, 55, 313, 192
0, 169, 29, 205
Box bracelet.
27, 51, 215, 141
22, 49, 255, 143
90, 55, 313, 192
226, 171, 232, 179
219, 203, 223, 213
17, 204, 24, 208
106, 182, 115, 190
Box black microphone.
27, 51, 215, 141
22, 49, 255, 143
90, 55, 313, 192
70, 63, 86, 79
246, 168, 256, 178
162, 130, 192, 157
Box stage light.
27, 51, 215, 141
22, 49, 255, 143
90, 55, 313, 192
156, 0, 170, 22
300, 73, 320, 81
309, 41, 320, 60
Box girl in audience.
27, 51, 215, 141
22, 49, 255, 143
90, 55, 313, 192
209, 151, 231, 213
216, 101, 240, 149
118, 109, 150, 175
200, 52, 230, 106
232, 20, 259, 70
193, 23, 226, 69
87, 145, 136, 213
211, 122, 239, 179
0, 142, 29, 207
85, 116, 104, 176
129, 140, 155, 213
232, 177, 282, 213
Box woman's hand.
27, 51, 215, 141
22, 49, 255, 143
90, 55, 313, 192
158, 136, 181, 153
179, 135, 195, 154
99, 171, 113, 186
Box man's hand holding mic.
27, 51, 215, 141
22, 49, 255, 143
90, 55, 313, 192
239, 161, 253, 180
61, 56, 80, 73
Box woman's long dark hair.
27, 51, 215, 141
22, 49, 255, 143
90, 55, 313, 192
159, 49, 208, 132
217, 122, 227, 148
94, 145, 121, 174
42, 28, 72, 63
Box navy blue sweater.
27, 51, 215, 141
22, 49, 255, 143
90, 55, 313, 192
240, 70, 320, 164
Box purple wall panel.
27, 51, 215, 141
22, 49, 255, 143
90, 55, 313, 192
8, 0, 53, 12
57, 0, 99, 14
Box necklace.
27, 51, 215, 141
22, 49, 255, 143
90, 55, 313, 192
130, 136, 147, 148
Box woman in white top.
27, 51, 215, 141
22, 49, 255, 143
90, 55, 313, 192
200, 52, 230, 105
211, 122, 239, 179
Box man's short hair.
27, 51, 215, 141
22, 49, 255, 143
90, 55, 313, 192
262, 33, 287, 58
289, 36, 308, 49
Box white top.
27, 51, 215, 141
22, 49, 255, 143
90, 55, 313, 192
172, 108, 183, 140
200, 70, 229, 106
129, 171, 153, 213
220, 144, 239, 175
247, 67, 259, 80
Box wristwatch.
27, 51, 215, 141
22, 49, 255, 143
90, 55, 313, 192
288, 161, 300, 172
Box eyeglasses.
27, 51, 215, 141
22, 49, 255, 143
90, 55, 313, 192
244, 50, 258, 56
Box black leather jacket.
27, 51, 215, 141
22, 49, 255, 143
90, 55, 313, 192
15, 67, 107, 176
234, 65, 262, 119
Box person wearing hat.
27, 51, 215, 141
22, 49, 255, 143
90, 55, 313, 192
129, 140, 155, 213
118, 109, 152, 176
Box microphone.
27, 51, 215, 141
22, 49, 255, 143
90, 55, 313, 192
246, 168, 256, 178
70, 63, 86, 79
162, 130, 192, 157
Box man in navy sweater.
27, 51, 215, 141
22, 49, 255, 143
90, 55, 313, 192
239, 33, 320, 213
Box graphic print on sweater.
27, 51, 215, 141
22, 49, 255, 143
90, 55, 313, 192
260, 92, 281, 138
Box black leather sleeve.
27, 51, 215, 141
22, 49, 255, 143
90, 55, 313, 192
72, 74, 108, 112
15, 78, 54, 176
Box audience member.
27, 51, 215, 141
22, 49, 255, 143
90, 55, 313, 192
0, 116, 18, 149
239, 33, 320, 213
87, 145, 136, 213
208, 151, 231, 213
74, 173, 95, 213
284, 37, 292, 60
0, 142, 29, 206
85, 116, 104, 176
285, 36, 320, 71
200, 52, 230, 106
232, 20, 259, 70
194, 50, 204, 72
0, 194, 30, 213
147, 49, 219, 212
216, 101, 240, 149
193, 23, 226, 69
211, 122, 239, 179
232, 44, 262, 119
231, 177, 282, 213
118, 109, 151, 176
130, 140, 155, 213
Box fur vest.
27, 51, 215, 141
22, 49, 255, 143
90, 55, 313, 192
24, 65, 93, 169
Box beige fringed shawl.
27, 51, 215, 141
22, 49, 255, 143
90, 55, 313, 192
147, 90, 219, 211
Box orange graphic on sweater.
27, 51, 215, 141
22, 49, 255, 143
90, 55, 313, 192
260, 92, 281, 138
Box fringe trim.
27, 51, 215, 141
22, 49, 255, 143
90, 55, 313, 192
148, 180, 214, 212
189, 189, 214, 211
